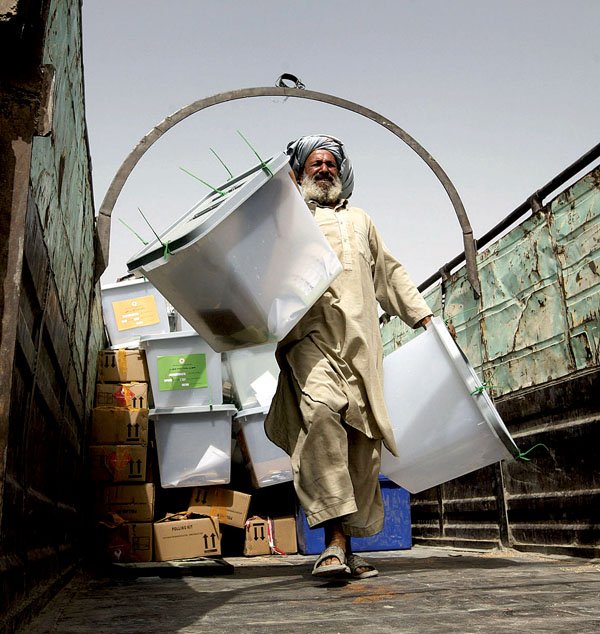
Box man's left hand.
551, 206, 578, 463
420, 315, 433, 329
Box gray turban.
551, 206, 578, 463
286, 134, 354, 199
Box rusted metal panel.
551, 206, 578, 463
549, 168, 600, 371
477, 214, 573, 395
442, 267, 484, 372
381, 167, 599, 400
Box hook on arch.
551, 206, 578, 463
275, 73, 305, 90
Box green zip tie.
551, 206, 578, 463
179, 166, 226, 196
516, 443, 550, 461
470, 383, 498, 396
118, 218, 148, 245
210, 148, 234, 180
137, 207, 170, 261
237, 130, 273, 176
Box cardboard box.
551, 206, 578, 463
98, 348, 148, 383
153, 515, 221, 561
243, 516, 297, 556
95, 382, 148, 408
97, 483, 155, 522
188, 487, 251, 529
91, 407, 149, 445
89, 444, 148, 482
104, 521, 153, 563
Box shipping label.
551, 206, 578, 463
112, 294, 160, 331
156, 354, 208, 391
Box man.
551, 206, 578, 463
265, 135, 432, 578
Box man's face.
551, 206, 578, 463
301, 149, 339, 183
299, 149, 342, 206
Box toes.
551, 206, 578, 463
318, 556, 341, 568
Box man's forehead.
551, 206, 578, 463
306, 149, 337, 163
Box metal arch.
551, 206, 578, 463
95, 85, 481, 296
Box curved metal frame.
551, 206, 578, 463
95, 85, 480, 296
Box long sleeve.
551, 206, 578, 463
367, 214, 432, 327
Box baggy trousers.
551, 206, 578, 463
290, 383, 384, 538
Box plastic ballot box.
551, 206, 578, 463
127, 153, 342, 352
380, 317, 519, 493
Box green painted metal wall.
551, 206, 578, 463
0, 1, 104, 630
381, 167, 600, 398
29, 0, 104, 413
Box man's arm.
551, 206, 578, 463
366, 213, 433, 328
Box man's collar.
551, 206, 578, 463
306, 198, 349, 211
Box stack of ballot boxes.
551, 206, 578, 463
90, 348, 154, 563
93, 281, 302, 561
225, 343, 293, 490
142, 333, 298, 559
140, 331, 237, 491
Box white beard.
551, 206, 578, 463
301, 172, 343, 206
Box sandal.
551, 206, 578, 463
312, 545, 350, 577
346, 553, 379, 579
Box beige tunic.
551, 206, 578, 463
265, 201, 432, 458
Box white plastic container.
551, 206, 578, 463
126, 153, 343, 352
380, 316, 519, 493
233, 407, 293, 488
225, 343, 279, 409
101, 278, 170, 346
150, 405, 236, 488
139, 331, 222, 408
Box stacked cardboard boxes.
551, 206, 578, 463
91, 348, 155, 563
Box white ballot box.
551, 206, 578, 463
381, 317, 519, 493
127, 153, 342, 352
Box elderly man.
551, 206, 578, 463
265, 135, 432, 578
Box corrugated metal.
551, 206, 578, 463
382, 166, 600, 556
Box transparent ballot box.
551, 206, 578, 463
139, 331, 222, 408
127, 153, 342, 352
101, 278, 170, 347
150, 405, 237, 488
233, 407, 292, 488
225, 342, 279, 409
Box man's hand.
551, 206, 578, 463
419, 315, 433, 329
